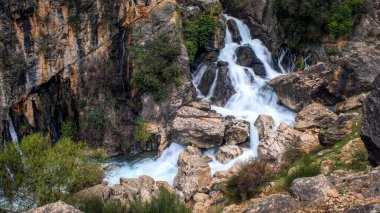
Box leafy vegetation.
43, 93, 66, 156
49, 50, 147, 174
275, 0, 364, 50
71, 188, 190, 213
132, 35, 182, 101
283, 154, 321, 187
60, 120, 74, 139
133, 117, 151, 150
222, 158, 274, 203
183, 7, 218, 61
0, 134, 104, 210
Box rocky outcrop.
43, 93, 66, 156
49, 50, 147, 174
174, 146, 211, 200
319, 113, 358, 146
215, 145, 243, 163
336, 93, 368, 113
290, 175, 338, 206
244, 194, 300, 213
270, 63, 335, 112
295, 102, 338, 130
224, 120, 250, 145
258, 123, 319, 165
361, 75, 380, 166
171, 105, 225, 148
254, 114, 275, 140
226, 19, 242, 44
25, 201, 82, 213
235, 45, 266, 76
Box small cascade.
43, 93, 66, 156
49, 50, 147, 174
8, 116, 19, 143
105, 15, 295, 185
278, 48, 295, 74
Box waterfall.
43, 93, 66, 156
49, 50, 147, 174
8, 116, 18, 143
105, 16, 295, 185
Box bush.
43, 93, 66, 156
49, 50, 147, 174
222, 158, 274, 203
60, 120, 74, 139
133, 117, 151, 150
183, 9, 217, 61
284, 154, 320, 187
73, 188, 190, 213
0, 134, 104, 210
132, 35, 182, 101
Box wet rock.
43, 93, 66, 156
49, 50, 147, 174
254, 114, 275, 140
235, 45, 266, 77
270, 63, 334, 112
336, 93, 368, 113
174, 146, 211, 200
344, 203, 380, 213
171, 106, 225, 148
215, 145, 243, 163
25, 201, 82, 213
295, 102, 338, 130
319, 113, 357, 146
224, 120, 250, 145
290, 175, 336, 206
245, 194, 300, 213
361, 75, 380, 166
226, 19, 242, 43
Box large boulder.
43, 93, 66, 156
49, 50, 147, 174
258, 123, 319, 165
319, 113, 358, 146
171, 105, 225, 148
290, 175, 337, 206
174, 146, 211, 200
361, 75, 380, 165
254, 114, 275, 140
76, 183, 111, 201
25, 201, 82, 213
295, 102, 338, 130
235, 45, 266, 77
270, 63, 335, 112
245, 194, 300, 213
215, 145, 244, 163
226, 19, 242, 44
336, 93, 368, 114
224, 120, 250, 145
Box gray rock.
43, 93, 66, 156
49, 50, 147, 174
254, 115, 275, 140
344, 203, 380, 213
336, 93, 368, 113
290, 175, 336, 206
235, 45, 266, 77
226, 19, 242, 44
295, 102, 338, 130
215, 145, 243, 163
224, 120, 250, 145
25, 201, 82, 213
270, 63, 335, 112
245, 194, 300, 213
361, 75, 380, 166
319, 113, 357, 146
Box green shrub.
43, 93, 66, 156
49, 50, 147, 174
183, 10, 217, 61
60, 120, 74, 139
76, 196, 127, 213
133, 117, 151, 150
132, 35, 182, 101
284, 154, 320, 187
0, 134, 103, 210
222, 158, 274, 203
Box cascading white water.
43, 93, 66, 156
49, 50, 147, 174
8, 116, 19, 143
105, 16, 295, 185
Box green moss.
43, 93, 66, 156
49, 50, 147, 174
183, 8, 217, 61
132, 35, 182, 101
133, 117, 151, 150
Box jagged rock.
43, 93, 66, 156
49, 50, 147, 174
215, 145, 243, 163
295, 102, 338, 130
244, 194, 300, 213
192, 191, 225, 213
270, 63, 334, 112
76, 183, 111, 200
224, 120, 250, 145
171, 106, 225, 148
254, 114, 275, 140
336, 93, 368, 113
344, 203, 380, 213
361, 75, 380, 166
190, 101, 212, 111
214, 62, 236, 106
319, 113, 358, 146
174, 146, 211, 200
226, 19, 242, 43
235, 45, 266, 77
290, 175, 337, 206
25, 201, 82, 213
329, 167, 380, 200
328, 42, 380, 99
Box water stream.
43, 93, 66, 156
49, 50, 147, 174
105, 16, 295, 185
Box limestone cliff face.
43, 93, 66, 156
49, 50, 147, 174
0, 0, 195, 154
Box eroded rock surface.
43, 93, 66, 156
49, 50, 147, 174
25, 201, 82, 213
224, 120, 250, 145
295, 102, 338, 130
215, 145, 243, 163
